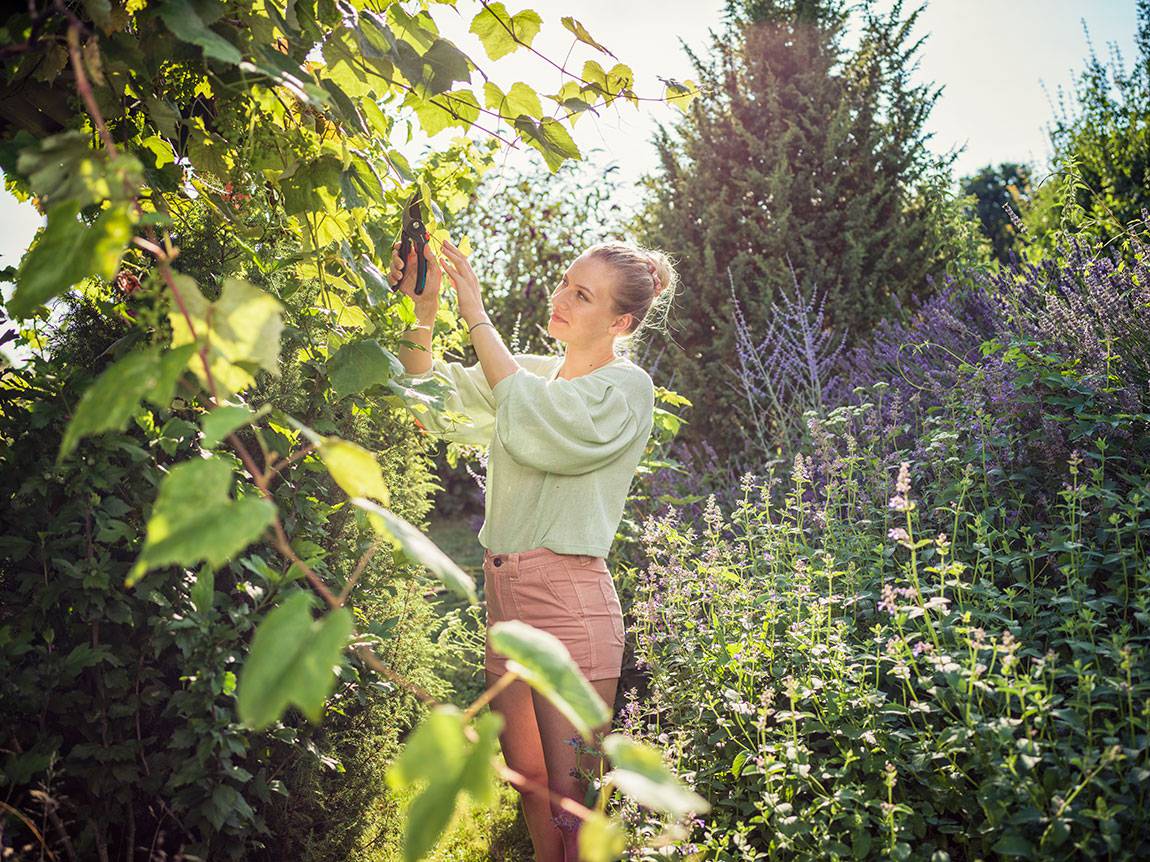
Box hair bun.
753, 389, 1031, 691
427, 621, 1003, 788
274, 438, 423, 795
645, 258, 664, 294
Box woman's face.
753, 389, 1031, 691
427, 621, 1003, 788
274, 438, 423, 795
547, 254, 630, 344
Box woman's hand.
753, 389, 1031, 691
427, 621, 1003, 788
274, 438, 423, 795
439, 239, 487, 325
389, 240, 442, 321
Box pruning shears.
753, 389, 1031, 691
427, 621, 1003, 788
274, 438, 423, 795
391, 190, 429, 296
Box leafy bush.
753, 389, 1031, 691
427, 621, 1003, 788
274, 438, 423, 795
0, 2, 707, 859
1022, 1, 1150, 256
0, 266, 449, 860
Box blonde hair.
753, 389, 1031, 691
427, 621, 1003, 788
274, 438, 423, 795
584, 240, 678, 346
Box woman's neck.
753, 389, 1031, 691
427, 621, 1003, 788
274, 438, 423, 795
559, 345, 619, 379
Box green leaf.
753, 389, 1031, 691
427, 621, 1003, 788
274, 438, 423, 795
402, 772, 462, 862
470, 3, 541, 61
605, 63, 634, 97
582, 59, 608, 90
353, 253, 391, 306
601, 734, 711, 817
385, 705, 502, 862
237, 591, 353, 729
280, 155, 342, 215
386, 707, 467, 861
456, 711, 504, 809
167, 274, 284, 399
319, 78, 369, 136
560, 17, 616, 58
513, 116, 581, 172
992, 834, 1035, 858
243, 46, 330, 105
327, 338, 402, 398
417, 39, 473, 97
323, 26, 383, 100
664, 78, 699, 113
578, 810, 628, 862
487, 619, 611, 739
191, 564, 214, 614
505, 82, 543, 119
140, 134, 176, 168
349, 497, 477, 603
158, 0, 243, 65
17, 131, 103, 207
411, 88, 480, 137
387, 706, 469, 791
484, 81, 542, 120
127, 458, 277, 585
58, 344, 197, 461
318, 438, 390, 505
10, 200, 133, 319
386, 4, 439, 52
200, 403, 271, 449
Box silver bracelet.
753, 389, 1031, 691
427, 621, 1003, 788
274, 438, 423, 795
469, 319, 495, 334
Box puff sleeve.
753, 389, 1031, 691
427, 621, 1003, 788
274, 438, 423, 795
491, 368, 643, 475
398, 356, 496, 446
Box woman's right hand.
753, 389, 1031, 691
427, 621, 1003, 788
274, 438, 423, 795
389, 240, 441, 321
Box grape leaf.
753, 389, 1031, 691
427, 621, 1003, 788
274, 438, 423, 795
10, 200, 132, 319
158, 0, 243, 65
127, 457, 276, 585
470, 3, 541, 61
167, 274, 284, 399
350, 497, 476, 603
58, 343, 196, 461
237, 591, 353, 729
487, 619, 611, 738
601, 733, 711, 817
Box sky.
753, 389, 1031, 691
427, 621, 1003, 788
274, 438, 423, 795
0, 0, 1140, 274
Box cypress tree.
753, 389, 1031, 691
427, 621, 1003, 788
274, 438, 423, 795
632, 0, 975, 458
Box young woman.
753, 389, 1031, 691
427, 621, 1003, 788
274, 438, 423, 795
390, 235, 676, 862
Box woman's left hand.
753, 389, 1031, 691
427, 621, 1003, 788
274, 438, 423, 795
439, 239, 486, 324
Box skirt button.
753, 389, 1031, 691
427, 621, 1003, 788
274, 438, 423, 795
493, 556, 502, 566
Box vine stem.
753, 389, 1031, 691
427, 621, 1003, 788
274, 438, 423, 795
464, 668, 518, 719
64, 20, 118, 157
475, 0, 701, 110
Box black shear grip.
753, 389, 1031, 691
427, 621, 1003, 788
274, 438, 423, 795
391, 191, 429, 295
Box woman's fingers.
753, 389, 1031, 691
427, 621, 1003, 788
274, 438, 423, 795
425, 244, 441, 276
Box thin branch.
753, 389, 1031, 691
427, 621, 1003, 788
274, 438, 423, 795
338, 539, 383, 606
64, 22, 117, 157
463, 668, 517, 719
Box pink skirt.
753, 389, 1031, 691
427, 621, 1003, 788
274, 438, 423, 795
483, 546, 625, 682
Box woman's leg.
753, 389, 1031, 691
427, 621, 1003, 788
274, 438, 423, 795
486, 669, 565, 862
532, 676, 620, 862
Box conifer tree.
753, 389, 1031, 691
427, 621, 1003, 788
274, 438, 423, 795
633, 0, 978, 456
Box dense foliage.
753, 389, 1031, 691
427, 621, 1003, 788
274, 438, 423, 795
631, 0, 992, 461
0, 1, 705, 859
959, 162, 1033, 266
1022, 0, 1150, 258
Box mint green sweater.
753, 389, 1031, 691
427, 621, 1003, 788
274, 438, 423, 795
398, 352, 655, 557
